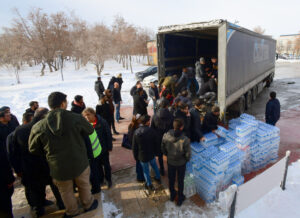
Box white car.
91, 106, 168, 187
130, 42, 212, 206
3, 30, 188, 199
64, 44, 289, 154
142, 73, 158, 88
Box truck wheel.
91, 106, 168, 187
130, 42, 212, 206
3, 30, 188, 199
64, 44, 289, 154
252, 85, 258, 101
246, 91, 252, 110
238, 96, 245, 115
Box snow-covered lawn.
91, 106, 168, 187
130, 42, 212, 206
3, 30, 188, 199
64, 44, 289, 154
0, 59, 149, 121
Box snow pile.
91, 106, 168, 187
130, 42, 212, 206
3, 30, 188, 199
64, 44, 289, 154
101, 193, 123, 218
0, 59, 148, 121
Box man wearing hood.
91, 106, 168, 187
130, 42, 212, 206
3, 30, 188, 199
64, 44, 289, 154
29, 92, 97, 217
10, 108, 64, 217
71, 95, 86, 114
162, 119, 191, 206
151, 99, 173, 176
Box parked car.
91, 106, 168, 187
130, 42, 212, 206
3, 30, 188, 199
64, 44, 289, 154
135, 66, 157, 81
142, 73, 158, 88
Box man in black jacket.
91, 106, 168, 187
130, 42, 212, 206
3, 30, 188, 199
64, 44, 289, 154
82, 108, 113, 190
151, 99, 173, 175
71, 95, 86, 114
112, 82, 122, 123
202, 106, 219, 134
0, 136, 15, 218
149, 81, 160, 114
265, 91, 280, 126
10, 108, 64, 217
133, 88, 149, 115
95, 77, 105, 99
174, 102, 191, 138
130, 81, 148, 100
132, 115, 161, 191
107, 76, 118, 91
0, 109, 17, 153
162, 119, 191, 206
26, 101, 39, 114
0, 106, 19, 136
190, 99, 205, 142
116, 73, 123, 90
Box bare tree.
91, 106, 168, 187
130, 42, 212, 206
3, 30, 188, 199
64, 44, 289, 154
253, 26, 266, 35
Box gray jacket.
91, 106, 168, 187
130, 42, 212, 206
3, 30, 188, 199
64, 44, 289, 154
161, 129, 191, 166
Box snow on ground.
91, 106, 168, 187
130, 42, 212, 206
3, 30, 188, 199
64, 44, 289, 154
237, 160, 300, 218
276, 58, 300, 63
0, 58, 148, 121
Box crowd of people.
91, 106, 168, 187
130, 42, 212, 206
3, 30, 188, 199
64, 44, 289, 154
0, 64, 281, 217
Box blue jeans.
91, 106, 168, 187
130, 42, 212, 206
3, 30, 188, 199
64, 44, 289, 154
140, 158, 161, 186
115, 102, 120, 122
187, 78, 199, 93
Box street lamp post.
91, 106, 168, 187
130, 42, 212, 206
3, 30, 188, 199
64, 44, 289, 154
56, 50, 64, 81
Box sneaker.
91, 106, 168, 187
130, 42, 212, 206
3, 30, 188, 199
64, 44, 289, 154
170, 192, 177, 202
43, 199, 54, 206
136, 178, 145, 183
63, 213, 79, 218
85, 199, 98, 212
31, 207, 45, 218
107, 181, 112, 189
177, 195, 186, 207
145, 184, 155, 191
154, 177, 161, 184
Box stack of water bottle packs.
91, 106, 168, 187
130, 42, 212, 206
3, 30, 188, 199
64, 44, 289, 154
185, 113, 280, 203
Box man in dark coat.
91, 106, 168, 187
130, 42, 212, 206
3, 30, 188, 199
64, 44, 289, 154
151, 99, 173, 175
190, 99, 205, 142
29, 92, 97, 217
130, 81, 148, 100
132, 115, 161, 191
133, 88, 149, 115
162, 119, 191, 206
202, 106, 219, 134
0, 141, 15, 218
112, 82, 122, 123
71, 95, 86, 114
265, 91, 281, 126
116, 73, 123, 90
82, 108, 113, 191
107, 76, 118, 91
149, 81, 160, 114
0, 109, 16, 153
10, 108, 64, 217
174, 102, 191, 138
25, 101, 39, 114
0, 106, 19, 135
94, 77, 105, 99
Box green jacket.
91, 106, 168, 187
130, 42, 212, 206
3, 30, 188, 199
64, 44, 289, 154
29, 109, 94, 181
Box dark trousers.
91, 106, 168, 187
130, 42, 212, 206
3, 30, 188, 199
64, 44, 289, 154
136, 161, 144, 181
168, 163, 186, 201
0, 187, 14, 218
24, 179, 64, 209
99, 152, 112, 183
90, 157, 102, 193
157, 154, 164, 171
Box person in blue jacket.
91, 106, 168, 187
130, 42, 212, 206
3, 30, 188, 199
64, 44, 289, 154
265, 91, 280, 126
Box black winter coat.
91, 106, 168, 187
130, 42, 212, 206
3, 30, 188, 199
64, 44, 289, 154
116, 78, 123, 90
25, 108, 35, 114
0, 142, 15, 191
112, 88, 122, 103
151, 108, 174, 155
189, 108, 203, 142
95, 80, 105, 97
202, 112, 218, 133
132, 125, 159, 162
107, 77, 118, 91
94, 115, 112, 153
0, 120, 17, 152
265, 98, 280, 125
149, 86, 159, 100
96, 102, 113, 124
133, 94, 148, 115
174, 110, 191, 138
130, 86, 148, 99
10, 117, 51, 186
71, 101, 86, 114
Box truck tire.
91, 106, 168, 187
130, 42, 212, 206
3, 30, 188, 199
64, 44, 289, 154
238, 96, 245, 115
252, 85, 258, 101
246, 91, 252, 110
